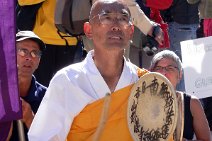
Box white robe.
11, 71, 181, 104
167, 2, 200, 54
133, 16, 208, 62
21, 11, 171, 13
28, 50, 140, 141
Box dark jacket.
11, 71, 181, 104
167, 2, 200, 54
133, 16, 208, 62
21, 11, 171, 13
161, 0, 199, 24
187, 0, 212, 19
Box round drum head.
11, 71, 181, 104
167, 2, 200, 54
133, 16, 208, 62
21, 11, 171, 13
127, 72, 178, 141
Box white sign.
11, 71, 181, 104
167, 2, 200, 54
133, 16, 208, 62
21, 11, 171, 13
181, 36, 212, 99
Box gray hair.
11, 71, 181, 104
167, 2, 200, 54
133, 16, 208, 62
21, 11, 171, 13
149, 50, 182, 71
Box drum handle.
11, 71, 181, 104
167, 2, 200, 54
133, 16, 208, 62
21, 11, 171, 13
175, 91, 185, 141
179, 92, 184, 141
93, 93, 111, 141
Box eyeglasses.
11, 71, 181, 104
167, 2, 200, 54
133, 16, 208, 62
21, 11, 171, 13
153, 65, 179, 73
17, 48, 42, 58
90, 12, 132, 27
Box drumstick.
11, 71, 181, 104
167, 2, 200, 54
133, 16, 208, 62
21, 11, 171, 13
93, 93, 111, 141
17, 120, 26, 141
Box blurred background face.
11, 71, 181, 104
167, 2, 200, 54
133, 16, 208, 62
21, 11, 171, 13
152, 58, 181, 89
16, 39, 41, 78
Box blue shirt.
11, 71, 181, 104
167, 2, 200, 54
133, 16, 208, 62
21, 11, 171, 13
10, 75, 46, 141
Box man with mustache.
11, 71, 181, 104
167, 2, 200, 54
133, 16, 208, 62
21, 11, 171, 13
9, 31, 47, 141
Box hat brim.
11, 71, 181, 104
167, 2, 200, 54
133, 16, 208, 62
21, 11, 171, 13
16, 36, 45, 52
127, 72, 178, 141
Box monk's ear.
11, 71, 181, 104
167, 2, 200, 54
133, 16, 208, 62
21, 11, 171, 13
84, 22, 92, 39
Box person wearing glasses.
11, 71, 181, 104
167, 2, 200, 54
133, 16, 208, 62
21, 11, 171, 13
149, 50, 211, 141
8, 31, 47, 141
27, 0, 159, 140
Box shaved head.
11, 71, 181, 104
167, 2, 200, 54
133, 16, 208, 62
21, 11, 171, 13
89, 0, 131, 20
84, 0, 134, 51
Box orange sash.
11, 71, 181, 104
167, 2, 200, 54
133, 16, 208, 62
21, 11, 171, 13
67, 84, 134, 141
66, 69, 173, 141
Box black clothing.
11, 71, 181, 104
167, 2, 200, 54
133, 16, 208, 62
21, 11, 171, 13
161, 0, 199, 24
183, 94, 194, 139
201, 97, 212, 130
34, 43, 83, 86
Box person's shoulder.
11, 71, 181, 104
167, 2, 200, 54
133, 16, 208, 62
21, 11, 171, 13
31, 77, 47, 99
49, 61, 86, 85
57, 61, 85, 76
189, 95, 203, 110
126, 60, 149, 75
183, 93, 199, 102
36, 81, 47, 90
35, 80, 47, 97
32, 75, 47, 90
182, 92, 193, 98
125, 59, 139, 69
190, 94, 200, 101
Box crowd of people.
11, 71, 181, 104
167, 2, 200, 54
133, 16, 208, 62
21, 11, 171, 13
2, 0, 212, 140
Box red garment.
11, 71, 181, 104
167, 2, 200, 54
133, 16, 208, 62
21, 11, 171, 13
150, 8, 170, 48
204, 19, 212, 37
145, 0, 173, 10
